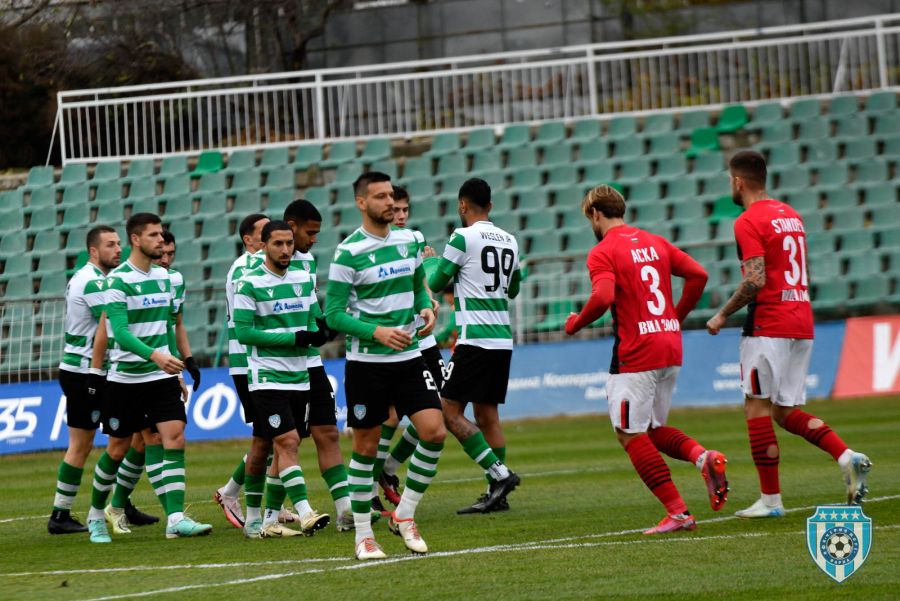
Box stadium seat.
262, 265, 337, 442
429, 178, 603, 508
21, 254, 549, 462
262, 166, 295, 190
646, 133, 680, 158
870, 205, 900, 226
797, 118, 830, 140
700, 176, 731, 197
160, 175, 190, 197
618, 159, 651, 184
470, 150, 502, 175
197, 196, 227, 218
569, 118, 601, 145
713, 218, 736, 241
750, 102, 784, 127
505, 147, 538, 171
321, 141, 357, 168
607, 116, 637, 140
29, 206, 58, 231
686, 129, 719, 157
26, 187, 56, 211
159, 156, 188, 177
566, 229, 596, 253
843, 138, 877, 161
496, 124, 530, 150
880, 228, 900, 249
0, 208, 21, 234
162, 195, 193, 220
131, 197, 160, 216
767, 143, 801, 169
92, 161, 122, 182
834, 115, 869, 138
199, 219, 229, 241
759, 122, 792, 145
95, 181, 124, 204
175, 240, 203, 264
839, 230, 874, 252
0, 231, 27, 258
558, 208, 585, 231
491, 191, 513, 213
574, 139, 608, 165
293, 145, 323, 170
828, 209, 866, 232
491, 213, 520, 232
23, 166, 55, 190
774, 168, 809, 193
0, 254, 32, 281
230, 170, 261, 192
260, 147, 290, 171
633, 203, 665, 224
196, 172, 226, 195
687, 246, 718, 265
854, 160, 888, 185
402, 157, 432, 180
56, 164, 88, 189
124, 159, 155, 182
844, 253, 881, 278
369, 159, 398, 180
507, 168, 542, 194
36, 252, 65, 274
192, 151, 224, 176
583, 162, 614, 185
60, 183, 89, 207
816, 163, 849, 189
654, 155, 687, 179
463, 128, 495, 153
128, 177, 158, 199
675, 221, 709, 244
850, 275, 890, 308
437, 154, 466, 176
360, 139, 391, 163
642, 114, 674, 136
224, 150, 257, 174
0, 188, 23, 212
517, 190, 549, 213
807, 232, 837, 255
801, 212, 825, 233
94, 201, 126, 224
613, 137, 643, 158
716, 104, 749, 133
425, 133, 462, 158
671, 201, 704, 223
527, 233, 564, 258
828, 95, 859, 117
789, 98, 821, 121
882, 136, 900, 159
804, 139, 838, 167
403, 179, 435, 199
534, 122, 566, 148
542, 145, 571, 166
864, 91, 897, 114
61, 204, 90, 231
628, 181, 661, 204
862, 183, 897, 207
707, 196, 742, 224
679, 110, 711, 131
37, 272, 66, 297
543, 165, 578, 192
786, 189, 819, 213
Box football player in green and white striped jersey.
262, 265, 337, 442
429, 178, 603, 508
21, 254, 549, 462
326, 172, 445, 560
215, 213, 270, 529
85, 213, 211, 543
427, 178, 522, 514
48, 226, 121, 535
233, 220, 331, 538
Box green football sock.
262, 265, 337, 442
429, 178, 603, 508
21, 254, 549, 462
145, 444, 168, 513
53, 460, 84, 512
90, 452, 121, 511
372, 424, 397, 482
395, 439, 444, 520
231, 455, 247, 487
161, 448, 186, 516
462, 432, 508, 482
244, 473, 265, 523
279, 466, 312, 517
385, 424, 419, 475
348, 452, 375, 541
264, 475, 286, 511
111, 448, 145, 509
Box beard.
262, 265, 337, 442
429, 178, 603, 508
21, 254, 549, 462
100, 255, 121, 271
142, 244, 163, 260
732, 190, 744, 207
367, 205, 393, 225
592, 225, 604, 242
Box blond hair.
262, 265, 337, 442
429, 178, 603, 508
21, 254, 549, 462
581, 184, 626, 218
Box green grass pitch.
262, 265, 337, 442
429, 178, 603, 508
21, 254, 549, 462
1, 395, 898, 600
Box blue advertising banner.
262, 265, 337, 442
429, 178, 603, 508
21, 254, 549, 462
0, 322, 845, 455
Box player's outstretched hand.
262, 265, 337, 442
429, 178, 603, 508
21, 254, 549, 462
417, 308, 436, 337
706, 312, 726, 335
564, 312, 580, 336
374, 326, 413, 351
423, 245, 437, 258
184, 356, 201, 391
151, 351, 184, 375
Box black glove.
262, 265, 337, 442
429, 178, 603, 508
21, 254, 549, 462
86, 370, 106, 398
295, 328, 328, 348
316, 317, 338, 342
184, 356, 201, 391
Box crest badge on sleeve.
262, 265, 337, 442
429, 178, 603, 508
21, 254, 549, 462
806, 505, 872, 583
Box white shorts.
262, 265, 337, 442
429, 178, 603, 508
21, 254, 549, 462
606, 366, 679, 434
739, 336, 813, 407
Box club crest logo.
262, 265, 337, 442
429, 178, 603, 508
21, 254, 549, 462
268, 414, 282, 429
398, 245, 409, 258
807, 505, 872, 583
108, 417, 120, 431
353, 404, 366, 420
302, 261, 311, 272
90, 410, 101, 423
293, 284, 302, 296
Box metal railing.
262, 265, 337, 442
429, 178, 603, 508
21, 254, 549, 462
56, 13, 900, 164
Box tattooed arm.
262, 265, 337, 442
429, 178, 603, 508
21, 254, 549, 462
706, 256, 766, 335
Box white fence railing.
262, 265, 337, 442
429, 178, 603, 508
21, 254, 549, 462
56, 14, 900, 164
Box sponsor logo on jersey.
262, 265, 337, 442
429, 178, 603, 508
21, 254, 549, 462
377, 264, 412, 279
353, 404, 366, 420
142, 297, 168, 307
272, 300, 304, 312
268, 414, 282, 429
806, 505, 872, 583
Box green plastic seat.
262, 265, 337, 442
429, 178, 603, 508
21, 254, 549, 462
37, 272, 66, 297
56, 164, 88, 188
642, 114, 674, 136
231, 190, 264, 215
505, 147, 538, 170
843, 138, 876, 161
863, 183, 897, 207
873, 113, 900, 137
574, 139, 608, 166
197, 172, 226, 194
259, 147, 290, 170
829, 96, 859, 117
566, 229, 597, 253
266, 189, 294, 215
618, 159, 651, 183
834, 115, 868, 138
804, 139, 838, 167
124, 159, 155, 181
789, 98, 821, 121
864, 91, 897, 114
0, 230, 27, 258
583, 163, 614, 184
797, 119, 830, 140
61, 204, 90, 230
197, 196, 227, 218
634, 203, 665, 224
230, 169, 261, 192
470, 150, 502, 174
91, 161, 122, 182
708, 196, 743, 224
293, 144, 323, 170
807, 232, 837, 255
569, 119, 601, 144
94, 201, 125, 224
829, 209, 866, 232
192, 150, 223, 176
263, 166, 295, 190
438, 174, 467, 197
159, 156, 188, 177
527, 233, 564, 258
717, 105, 749, 133
0, 254, 33, 281
480, 171, 505, 191
628, 181, 661, 204
321, 141, 357, 168
0, 208, 22, 233
131, 197, 160, 216
558, 208, 585, 231
403, 179, 434, 199
712, 218, 736, 241
162, 195, 193, 220
0, 189, 23, 212
368, 159, 398, 180
607, 116, 637, 140
768, 143, 801, 169
786, 190, 819, 213
491, 213, 520, 232
543, 165, 578, 191
646, 133, 679, 157
496, 124, 530, 150
490, 191, 513, 213
675, 221, 710, 243
839, 230, 874, 252
198, 219, 229, 241
60, 184, 89, 207
24, 166, 55, 189
207, 238, 239, 262
517, 190, 549, 213
774, 168, 808, 193
882, 135, 900, 159
679, 110, 711, 131
700, 175, 732, 197
816, 163, 849, 189
224, 150, 257, 174
653, 155, 687, 179
850, 275, 889, 307
845, 253, 881, 278
534, 122, 566, 148
750, 102, 784, 127
408, 200, 442, 222
542, 145, 571, 166
402, 157, 432, 180
301, 187, 329, 206
759, 122, 792, 145
94, 181, 123, 204
613, 138, 643, 158
824, 188, 856, 210
464, 128, 495, 152
437, 154, 466, 176
414, 220, 447, 242
129, 177, 158, 199
175, 240, 203, 264
871, 205, 900, 226
686, 129, 719, 157
27, 187, 56, 211
854, 160, 888, 185
161, 174, 190, 197
36, 252, 65, 274
29, 206, 59, 231
671, 201, 704, 223
425, 133, 461, 158
360, 139, 391, 163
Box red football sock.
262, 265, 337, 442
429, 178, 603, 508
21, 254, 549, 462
648, 426, 705, 464
625, 434, 688, 515
782, 409, 848, 461
747, 416, 780, 494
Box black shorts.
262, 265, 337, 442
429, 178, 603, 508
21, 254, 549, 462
441, 345, 512, 405
344, 357, 441, 429
307, 366, 337, 432
59, 370, 104, 431
232, 374, 266, 438
104, 377, 186, 439
251, 389, 310, 439
420, 345, 446, 389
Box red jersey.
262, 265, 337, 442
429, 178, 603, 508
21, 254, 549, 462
733, 199, 814, 339
588, 225, 695, 374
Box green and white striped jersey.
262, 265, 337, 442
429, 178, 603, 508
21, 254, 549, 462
233, 263, 318, 391
169, 269, 185, 315
327, 227, 430, 363
104, 261, 177, 383
293, 249, 323, 368
411, 229, 438, 351
440, 220, 520, 350
59, 262, 108, 374
225, 251, 258, 375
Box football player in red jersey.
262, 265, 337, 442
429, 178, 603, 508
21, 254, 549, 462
565, 185, 729, 534
706, 150, 871, 517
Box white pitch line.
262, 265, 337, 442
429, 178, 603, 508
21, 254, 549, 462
70, 525, 900, 601
6, 493, 898, 580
